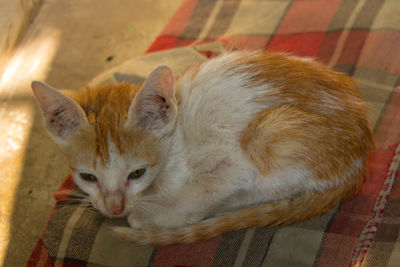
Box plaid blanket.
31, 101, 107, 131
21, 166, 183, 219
28, 0, 400, 266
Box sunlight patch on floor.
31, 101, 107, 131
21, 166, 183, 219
0, 27, 60, 265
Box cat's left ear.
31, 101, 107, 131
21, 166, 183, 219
126, 65, 177, 135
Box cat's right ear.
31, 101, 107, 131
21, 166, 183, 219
31, 81, 89, 145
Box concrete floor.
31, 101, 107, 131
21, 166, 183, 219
0, 0, 182, 265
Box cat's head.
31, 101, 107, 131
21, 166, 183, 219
31, 66, 177, 217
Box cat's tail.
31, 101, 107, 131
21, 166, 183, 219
112, 177, 362, 246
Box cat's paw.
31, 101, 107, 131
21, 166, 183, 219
186, 213, 205, 224
153, 212, 206, 228
127, 213, 146, 229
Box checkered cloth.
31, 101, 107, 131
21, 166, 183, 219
27, 0, 400, 266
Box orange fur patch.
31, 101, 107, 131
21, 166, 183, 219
238, 52, 373, 182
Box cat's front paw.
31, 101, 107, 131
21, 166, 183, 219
186, 213, 205, 224
153, 212, 206, 228
127, 213, 146, 229
127, 213, 157, 230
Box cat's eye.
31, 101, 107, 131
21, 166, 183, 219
128, 168, 146, 180
79, 173, 98, 182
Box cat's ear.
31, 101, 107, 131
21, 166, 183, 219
126, 65, 177, 134
31, 81, 89, 145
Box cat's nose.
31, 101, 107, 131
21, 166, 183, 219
112, 207, 124, 216
103, 192, 126, 216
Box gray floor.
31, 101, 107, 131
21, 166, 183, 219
0, 0, 182, 265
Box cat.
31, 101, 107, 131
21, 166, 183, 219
32, 51, 373, 245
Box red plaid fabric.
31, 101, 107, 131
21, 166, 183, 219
28, 0, 400, 266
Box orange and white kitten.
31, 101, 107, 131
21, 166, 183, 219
32, 51, 373, 245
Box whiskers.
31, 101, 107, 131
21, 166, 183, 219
55, 189, 96, 211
